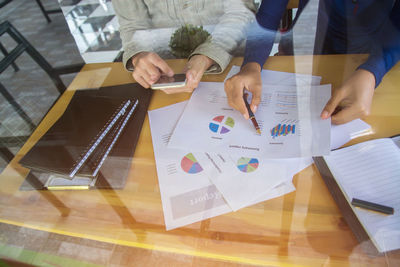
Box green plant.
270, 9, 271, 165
169, 24, 211, 58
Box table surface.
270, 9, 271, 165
1, 55, 400, 266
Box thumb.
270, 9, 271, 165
186, 71, 193, 82
185, 70, 196, 88
321, 91, 344, 120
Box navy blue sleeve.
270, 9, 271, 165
242, 0, 289, 68
256, 0, 289, 30
358, 0, 400, 87
242, 21, 278, 68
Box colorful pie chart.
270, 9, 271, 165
209, 115, 235, 134
181, 153, 203, 174
237, 157, 259, 173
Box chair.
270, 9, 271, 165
34, 0, 63, 23
276, 0, 300, 56
0, 20, 83, 164
1, 0, 62, 23
0, 0, 13, 9
281, 0, 299, 32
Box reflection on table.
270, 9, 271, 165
59, 0, 121, 63
0, 55, 399, 265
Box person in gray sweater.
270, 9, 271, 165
112, 0, 255, 93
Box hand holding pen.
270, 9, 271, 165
224, 63, 262, 119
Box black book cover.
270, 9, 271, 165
20, 83, 152, 190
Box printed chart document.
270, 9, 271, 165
148, 100, 367, 228
149, 102, 230, 230
205, 153, 288, 211
323, 138, 400, 253
168, 82, 331, 158
226, 65, 322, 86
148, 102, 295, 229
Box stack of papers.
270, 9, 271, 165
148, 67, 371, 230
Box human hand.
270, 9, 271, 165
162, 55, 214, 94
131, 52, 174, 88
224, 62, 262, 119
321, 69, 375, 124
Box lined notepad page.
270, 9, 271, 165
324, 138, 400, 253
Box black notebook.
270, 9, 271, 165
19, 83, 152, 190
20, 93, 137, 178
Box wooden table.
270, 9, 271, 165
1, 55, 399, 266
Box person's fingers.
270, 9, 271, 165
133, 67, 154, 86
249, 84, 262, 113
185, 70, 195, 88
162, 87, 193, 94
140, 69, 155, 85
236, 96, 249, 119
143, 64, 161, 84
185, 69, 201, 90
332, 98, 372, 125
149, 54, 174, 77
133, 73, 151, 88
331, 107, 358, 125
225, 79, 248, 119
161, 88, 173, 94
321, 89, 345, 119
193, 67, 204, 82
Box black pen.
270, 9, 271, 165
351, 198, 394, 215
243, 92, 261, 135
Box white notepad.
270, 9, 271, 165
323, 137, 400, 253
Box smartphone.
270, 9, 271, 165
150, 73, 187, 89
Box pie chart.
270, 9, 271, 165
181, 153, 203, 174
237, 157, 259, 173
209, 115, 235, 134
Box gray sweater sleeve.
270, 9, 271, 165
113, 0, 254, 73
190, 0, 255, 74
112, 0, 152, 71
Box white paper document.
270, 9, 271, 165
226, 65, 322, 86
148, 100, 366, 227
227, 66, 371, 151
148, 65, 375, 230
205, 153, 289, 211
330, 119, 371, 150
148, 102, 295, 229
323, 138, 400, 253
168, 82, 331, 158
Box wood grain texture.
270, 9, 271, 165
0, 55, 399, 266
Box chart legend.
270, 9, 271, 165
276, 92, 297, 110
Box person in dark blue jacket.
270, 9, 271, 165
225, 0, 400, 124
